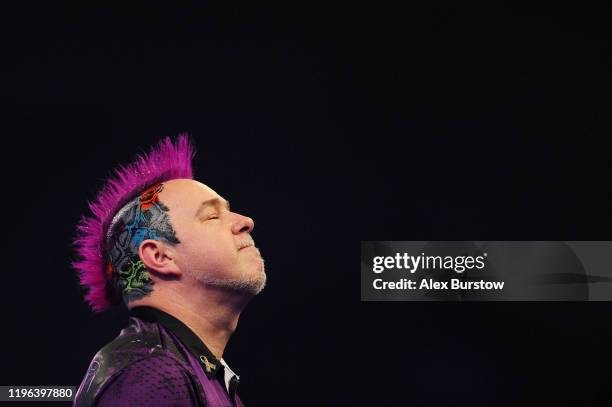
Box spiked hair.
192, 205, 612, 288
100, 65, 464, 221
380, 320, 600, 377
73, 134, 195, 312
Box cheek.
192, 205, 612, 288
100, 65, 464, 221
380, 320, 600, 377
177, 235, 238, 273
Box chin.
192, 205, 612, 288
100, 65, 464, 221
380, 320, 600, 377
243, 270, 267, 295
194, 266, 266, 296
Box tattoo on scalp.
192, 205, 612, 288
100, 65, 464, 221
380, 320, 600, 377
105, 183, 180, 305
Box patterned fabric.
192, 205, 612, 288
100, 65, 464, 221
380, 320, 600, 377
128, 306, 240, 389
96, 355, 200, 406
74, 317, 244, 407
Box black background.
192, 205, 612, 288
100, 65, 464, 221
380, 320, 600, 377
2, 3, 611, 406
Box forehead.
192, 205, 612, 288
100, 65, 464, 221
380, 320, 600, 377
159, 179, 222, 210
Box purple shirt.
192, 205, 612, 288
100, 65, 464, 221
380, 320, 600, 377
74, 307, 245, 407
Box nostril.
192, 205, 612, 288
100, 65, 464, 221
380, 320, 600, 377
239, 225, 250, 233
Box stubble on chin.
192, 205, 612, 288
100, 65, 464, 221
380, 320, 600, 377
187, 257, 267, 296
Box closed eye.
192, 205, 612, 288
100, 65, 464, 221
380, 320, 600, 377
200, 214, 219, 221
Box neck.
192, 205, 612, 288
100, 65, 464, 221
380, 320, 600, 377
129, 283, 252, 360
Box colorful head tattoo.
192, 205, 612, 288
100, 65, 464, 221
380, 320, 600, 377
73, 135, 195, 312
105, 182, 181, 306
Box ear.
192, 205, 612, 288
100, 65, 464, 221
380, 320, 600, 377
138, 239, 181, 277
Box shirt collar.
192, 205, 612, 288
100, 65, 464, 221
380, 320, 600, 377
129, 306, 240, 391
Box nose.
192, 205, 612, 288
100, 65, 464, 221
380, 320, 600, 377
232, 213, 254, 235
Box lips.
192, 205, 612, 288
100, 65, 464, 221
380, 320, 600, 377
238, 241, 255, 250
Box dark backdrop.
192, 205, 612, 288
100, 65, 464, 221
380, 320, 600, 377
2, 3, 611, 406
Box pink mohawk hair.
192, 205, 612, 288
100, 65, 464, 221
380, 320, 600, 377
73, 134, 195, 312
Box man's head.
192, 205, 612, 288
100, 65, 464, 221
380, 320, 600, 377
147, 179, 265, 295
73, 135, 266, 312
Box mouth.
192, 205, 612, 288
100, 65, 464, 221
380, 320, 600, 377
237, 240, 255, 251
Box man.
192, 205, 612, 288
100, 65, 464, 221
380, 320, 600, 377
73, 135, 266, 406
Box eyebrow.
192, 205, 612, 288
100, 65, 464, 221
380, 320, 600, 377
194, 197, 231, 218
